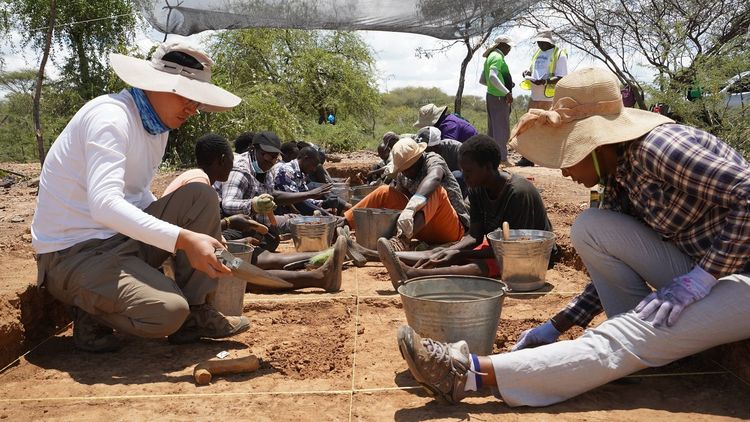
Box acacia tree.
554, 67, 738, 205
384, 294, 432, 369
4, 0, 137, 100
520, 0, 750, 109
169, 29, 381, 162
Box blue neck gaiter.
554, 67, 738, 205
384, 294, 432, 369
129, 87, 171, 135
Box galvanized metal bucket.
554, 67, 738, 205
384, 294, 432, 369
487, 229, 556, 292
352, 208, 401, 249
331, 182, 351, 203
209, 241, 252, 316
398, 275, 508, 355
288, 216, 337, 252
350, 184, 379, 206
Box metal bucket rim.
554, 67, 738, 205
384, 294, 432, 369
398, 275, 508, 304
487, 229, 556, 243
289, 215, 337, 225
353, 207, 402, 215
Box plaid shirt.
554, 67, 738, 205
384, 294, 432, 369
562, 124, 750, 327
220, 151, 276, 225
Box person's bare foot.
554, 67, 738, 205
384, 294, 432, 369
319, 236, 348, 292
377, 237, 410, 291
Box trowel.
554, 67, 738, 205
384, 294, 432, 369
215, 248, 293, 289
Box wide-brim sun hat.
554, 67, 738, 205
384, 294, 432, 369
508, 67, 673, 169
534, 28, 555, 44
483, 35, 514, 57
110, 41, 241, 112
391, 138, 428, 174
414, 103, 448, 127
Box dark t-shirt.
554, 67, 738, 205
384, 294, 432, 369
429, 139, 462, 172
468, 173, 552, 239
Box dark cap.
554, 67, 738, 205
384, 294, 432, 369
252, 131, 282, 153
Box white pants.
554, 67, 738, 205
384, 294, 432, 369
490, 209, 750, 406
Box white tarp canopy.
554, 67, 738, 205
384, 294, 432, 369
135, 0, 532, 39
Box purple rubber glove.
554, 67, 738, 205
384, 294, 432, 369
512, 320, 561, 351
635, 265, 718, 327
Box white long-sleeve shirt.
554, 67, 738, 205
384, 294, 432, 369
32, 90, 181, 254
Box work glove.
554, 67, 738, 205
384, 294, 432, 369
250, 193, 276, 214
635, 265, 718, 327
397, 194, 427, 239
511, 320, 561, 351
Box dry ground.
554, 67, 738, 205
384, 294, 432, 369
0, 157, 748, 421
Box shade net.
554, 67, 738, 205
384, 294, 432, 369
135, 0, 531, 39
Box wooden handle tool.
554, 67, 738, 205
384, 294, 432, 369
502, 221, 510, 241
193, 355, 260, 385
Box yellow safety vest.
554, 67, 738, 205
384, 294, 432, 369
520, 46, 565, 97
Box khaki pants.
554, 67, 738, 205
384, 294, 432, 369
36, 183, 222, 338
490, 209, 750, 406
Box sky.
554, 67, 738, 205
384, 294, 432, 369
0, 17, 617, 100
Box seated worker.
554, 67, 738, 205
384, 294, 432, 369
297, 141, 333, 184
345, 137, 470, 251
360, 131, 399, 184
414, 103, 478, 143
221, 131, 332, 236
396, 68, 750, 407
31, 41, 247, 352
377, 134, 555, 289
280, 141, 299, 163
164, 134, 347, 291
415, 126, 466, 197
273, 146, 351, 215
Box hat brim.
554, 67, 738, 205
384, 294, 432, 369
392, 142, 428, 174
535, 36, 555, 44
413, 106, 448, 127
110, 53, 241, 112
510, 108, 674, 169
257, 143, 282, 154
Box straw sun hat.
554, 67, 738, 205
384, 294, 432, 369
110, 41, 241, 112
414, 103, 447, 127
509, 68, 673, 169
391, 138, 428, 174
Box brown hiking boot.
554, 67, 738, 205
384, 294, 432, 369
168, 303, 250, 344
71, 307, 121, 353
396, 325, 470, 404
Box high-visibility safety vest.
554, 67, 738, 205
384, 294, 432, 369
520, 46, 566, 98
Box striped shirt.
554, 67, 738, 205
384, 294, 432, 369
562, 123, 750, 327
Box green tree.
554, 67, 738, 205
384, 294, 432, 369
3, 0, 137, 100
173, 29, 381, 163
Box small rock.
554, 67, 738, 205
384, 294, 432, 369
27, 177, 40, 188
357, 326, 365, 335
10, 216, 24, 223
21, 234, 32, 242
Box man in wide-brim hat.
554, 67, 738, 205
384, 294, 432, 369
395, 67, 750, 406
32, 41, 251, 352
344, 137, 470, 255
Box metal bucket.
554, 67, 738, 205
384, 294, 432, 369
289, 216, 337, 252
209, 242, 252, 316
487, 229, 556, 292
352, 208, 400, 249
331, 182, 351, 203
350, 184, 379, 205
398, 276, 507, 355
